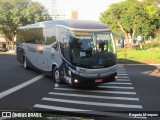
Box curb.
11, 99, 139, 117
118, 64, 160, 66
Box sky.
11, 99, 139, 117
33, 0, 124, 21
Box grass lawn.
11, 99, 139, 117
117, 48, 160, 64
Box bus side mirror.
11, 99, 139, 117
112, 33, 124, 48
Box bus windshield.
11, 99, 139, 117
70, 31, 116, 68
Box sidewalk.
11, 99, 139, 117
0, 50, 16, 55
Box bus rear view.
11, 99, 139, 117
16, 20, 118, 87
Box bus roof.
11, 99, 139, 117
18, 20, 110, 31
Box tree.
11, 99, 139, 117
141, 0, 160, 39
0, 0, 51, 50
100, 0, 160, 44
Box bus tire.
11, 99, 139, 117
53, 68, 60, 83
23, 56, 29, 70
110, 75, 116, 82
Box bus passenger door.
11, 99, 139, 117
43, 42, 62, 73
57, 26, 71, 83
35, 44, 45, 70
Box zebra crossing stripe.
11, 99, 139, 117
34, 104, 89, 111
34, 104, 147, 118
116, 79, 130, 82
104, 82, 132, 85
98, 86, 134, 89
118, 70, 126, 71
117, 68, 125, 69
117, 74, 129, 76
42, 97, 143, 109
117, 69, 126, 71
117, 76, 129, 79
54, 88, 136, 95
49, 92, 139, 101
117, 72, 128, 74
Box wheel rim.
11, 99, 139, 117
54, 70, 59, 82
24, 59, 27, 68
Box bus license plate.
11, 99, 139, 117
95, 79, 103, 83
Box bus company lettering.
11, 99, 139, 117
28, 113, 42, 117
12, 112, 42, 117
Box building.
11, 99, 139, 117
0, 34, 16, 51
51, 10, 78, 20
0, 34, 5, 43
0, 35, 6, 50
0, 34, 6, 45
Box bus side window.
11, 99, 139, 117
104, 42, 108, 51
43, 27, 57, 45
38, 38, 45, 45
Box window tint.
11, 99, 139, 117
43, 27, 57, 45
17, 28, 45, 45
16, 30, 23, 45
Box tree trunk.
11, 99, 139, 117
5, 40, 14, 51
117, 21, 129, 43
157, 28, 160, 41
10, 40, 14, 50
131, 24, 136, 43
6, 40, 10, 51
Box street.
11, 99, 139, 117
0, 53, 160, 119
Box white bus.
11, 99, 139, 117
16, 20, 122, 86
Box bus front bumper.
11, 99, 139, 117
71, 72, 117, 86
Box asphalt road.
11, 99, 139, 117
0, 53, 160, 120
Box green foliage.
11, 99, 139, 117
0, 0, 51, 42
100, 0, 160, 43
117, 48, 160, 64
144, 41, 160, 50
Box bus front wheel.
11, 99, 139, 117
53, 68, 60, 83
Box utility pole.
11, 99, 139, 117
52, 0, 57, 19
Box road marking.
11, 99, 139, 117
117, 67, 125, 69
49, 92, 139, 101
34, 104, 146, 119
98, 86, 134, 89
34, 104, 88, 111
54, 88, 136, 95
42, 97, 143, 109
117, 74, 128, 76
116, 79, 130, 81
105, 82, 132, 85
0, 74, 44, 99
117, 69, 126, 73
117, 76, 129, 79
120, 64, 160, 66
117, 72, 128, 74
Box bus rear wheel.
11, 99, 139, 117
23, 57, 29, 70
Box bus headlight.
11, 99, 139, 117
74, 79, 79, 83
